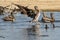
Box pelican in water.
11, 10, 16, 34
31, 6, 40, 22
42, 13, 55, 22
2, 10, 15, 22
12, 3, 40, 22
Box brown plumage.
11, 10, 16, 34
12, 3, 40, 22
42, 13, 55, 22
2, 10, 15, 22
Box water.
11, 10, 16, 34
0, 12, 60, 40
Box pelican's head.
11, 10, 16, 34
34, 6, 38, 10
50, 13, 53, 17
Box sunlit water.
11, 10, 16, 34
0, 12, 60, 40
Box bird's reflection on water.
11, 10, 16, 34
41, 22, 56, 32
27, 24, 40, 35
25, 24, 49, 39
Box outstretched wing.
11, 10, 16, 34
12, 3, 36, 18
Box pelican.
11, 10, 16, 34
31, 6, 40, 22
2, 10, 15, 22
42, 12, 55, 22
12, 3, 40, 22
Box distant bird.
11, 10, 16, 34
2, 9, 15, 22
12, 3, 40, 22
42, 12, 55, 22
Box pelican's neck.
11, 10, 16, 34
50, 13, 54, 19
32, 12, 40, 22
43, 13, 46, 17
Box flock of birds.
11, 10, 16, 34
0, 3, 55, 23
0, 3, 56, 31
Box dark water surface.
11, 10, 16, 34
0, 12, 60, 40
